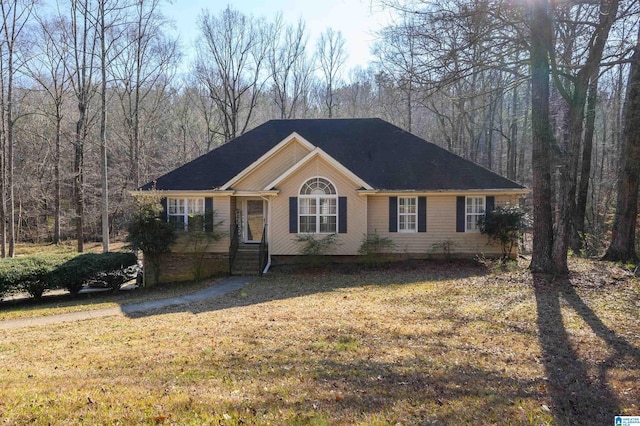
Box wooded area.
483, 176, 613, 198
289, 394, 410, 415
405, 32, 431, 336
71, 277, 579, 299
0, 0, 638, 273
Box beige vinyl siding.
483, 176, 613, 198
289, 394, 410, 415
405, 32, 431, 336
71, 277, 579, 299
269, 156, 367, 255
366, 194, 518, 256
171, 195, 231, 253
233, 139, 312, 191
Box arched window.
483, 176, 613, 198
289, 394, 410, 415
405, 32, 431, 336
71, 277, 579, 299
299, 177, 337, 233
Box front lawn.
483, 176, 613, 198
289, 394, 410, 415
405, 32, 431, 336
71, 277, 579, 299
0, 259, 638, 425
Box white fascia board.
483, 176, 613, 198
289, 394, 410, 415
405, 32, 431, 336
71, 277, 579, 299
219, 132, 316, 190
263, 147, 373, 191
129, 189, 236, 197
232, 190, 280, 197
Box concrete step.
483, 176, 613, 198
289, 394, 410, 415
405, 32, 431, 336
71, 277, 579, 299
230, 244, 265, 276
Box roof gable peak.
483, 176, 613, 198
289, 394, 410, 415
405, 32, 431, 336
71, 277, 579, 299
264, 146, 373, 191
220, 132, 316, 190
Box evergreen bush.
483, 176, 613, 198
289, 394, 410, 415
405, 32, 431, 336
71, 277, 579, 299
47, 252, 137, 295
478, 205, 530, 262
127, 193, 177, 285
0, 252, 137, 299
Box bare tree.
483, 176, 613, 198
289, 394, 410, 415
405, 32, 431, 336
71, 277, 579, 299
268, 16, 310, 119
549, 0, 620, 273
603, 23, 640, 262
97, 0, 129, 252
111, 0, 178, 188
316, 27, 346, 118
65, 0, 99, 253
374, 15, 419, 131
529, 0, 555, 273
191, 82, 222, 152
27, 14, 72, 244
0, 0, 35, 257
195, 6, 269, 141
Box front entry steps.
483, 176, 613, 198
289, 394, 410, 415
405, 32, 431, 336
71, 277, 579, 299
231, 244, 262, 276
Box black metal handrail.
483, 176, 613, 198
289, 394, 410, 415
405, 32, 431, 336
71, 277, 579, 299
229, 224, 239, 274
258, 224, 268, 276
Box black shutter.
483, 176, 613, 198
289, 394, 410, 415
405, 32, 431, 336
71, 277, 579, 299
338, 197, 347, 233
418, 196, 427, 232
160, 198, 168, 222
204, 197, 214, 232
389, 197, 398, 232
456, 196, 465, 232
289, 197, 298, 233
486, 196, 495, 215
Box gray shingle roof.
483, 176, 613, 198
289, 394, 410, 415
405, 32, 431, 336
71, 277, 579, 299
140, 118, 525, 191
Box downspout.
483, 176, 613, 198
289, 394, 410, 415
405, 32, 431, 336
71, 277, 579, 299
260, 194, 271, 274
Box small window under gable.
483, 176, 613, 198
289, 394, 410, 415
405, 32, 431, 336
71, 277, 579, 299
298, 177, 338, 234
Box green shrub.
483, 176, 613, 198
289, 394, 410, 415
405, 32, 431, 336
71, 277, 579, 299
0, 254, 75, 299
478, 205, 530, 262
127, 194, 177, 286
359, 232, 396, 265
295, 234, 340, 256
182, 211, 225, 280
0, 252, 137, 299
48, 252, 137, 295
294, 234, 341, 266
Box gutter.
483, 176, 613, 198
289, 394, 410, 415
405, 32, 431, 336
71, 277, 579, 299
357, 188, 530, 196
262, 260, 271, 275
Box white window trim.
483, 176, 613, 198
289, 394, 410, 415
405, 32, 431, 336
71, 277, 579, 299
298, 177, 338, 234
167, 197, 205, 232
398, 196, 418, 233
465, 196, 485, 233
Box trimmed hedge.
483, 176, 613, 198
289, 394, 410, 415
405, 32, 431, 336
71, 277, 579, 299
48, 252, 137, 295
0, 254, 75, 299
0, 252, 137, 299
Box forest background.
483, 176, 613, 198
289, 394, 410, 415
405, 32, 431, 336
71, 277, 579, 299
0, 0, 638, 274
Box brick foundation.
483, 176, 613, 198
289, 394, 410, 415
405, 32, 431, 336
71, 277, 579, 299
144, 252, 229, 285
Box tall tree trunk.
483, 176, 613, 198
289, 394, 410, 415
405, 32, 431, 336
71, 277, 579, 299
1, 0, 19, 258
550, 0, 618, 274
132, 0, 143, 188
508, 82, 518, 180
75, 111, 85, 253
571, 78, 598, 253
99, 0, 109, 253
6, 52, 14, 258
53, 106, 62, 244
529, 0, 555, 273
602, 24, 640, 262
0, 97, 5, 258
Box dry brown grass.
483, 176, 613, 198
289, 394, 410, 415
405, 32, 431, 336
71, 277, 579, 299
13, 241, 129, 256
0, 258, 638, 425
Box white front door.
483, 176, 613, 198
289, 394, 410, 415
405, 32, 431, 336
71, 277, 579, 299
243, 199, 265, 243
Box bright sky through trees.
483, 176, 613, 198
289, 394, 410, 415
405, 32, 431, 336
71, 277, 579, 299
161, 0, 391, 71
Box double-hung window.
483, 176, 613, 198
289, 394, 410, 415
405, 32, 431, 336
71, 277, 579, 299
398, 197, 417, 232
168, 197, 205, 232
465, 196, 485, 232
299, 177, 337, 234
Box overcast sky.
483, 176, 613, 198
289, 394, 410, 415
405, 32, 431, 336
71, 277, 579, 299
160, 0, 393, 72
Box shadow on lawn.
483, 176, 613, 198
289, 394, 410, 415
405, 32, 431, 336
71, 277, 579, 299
220, 356, 546, 424
534, 275, 640, 425
124, 259, 490, 319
